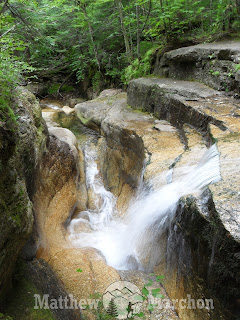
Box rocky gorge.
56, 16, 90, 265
0, 41, 240, 320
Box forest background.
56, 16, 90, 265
1, 0, 240, 120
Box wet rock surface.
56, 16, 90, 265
26, 259, 82, 320
127, 77, 226, 138
3, 42, 239, 320
32, 66, 240, 319
128, 77, 240, 242
75, 92, 184, 211
35, 103, 121, 319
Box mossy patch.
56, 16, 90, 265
126, 104, 154, 117
1, 261, 55, 320
0, 313, 13, 320
77, 114, 92, 126
48, 84, 75, 95
48, 84, 60, 95
61, 84, 74, 93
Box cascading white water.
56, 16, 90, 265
68, 144, 221, 271
69, 145, 116, 232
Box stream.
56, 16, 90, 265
41, 99, 221, 273
68, 143, 221, 271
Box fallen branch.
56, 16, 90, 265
0, 22, 20, 39
57, 72, 74, 98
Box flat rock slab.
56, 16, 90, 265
154, 41, 240, 93
162, 41, 240, 62
127, 78, 225, 133
128, 77, 219, 100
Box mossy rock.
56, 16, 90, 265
1, 260, 55, 320
0, 313, 13, 320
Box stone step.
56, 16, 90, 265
153, 41, 240, 93
127, 77, 239, 136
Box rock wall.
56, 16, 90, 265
153, 41, 240, 94
127, 78, 226, 144
0, 88, 47, 302
75, 92, 145, 213
32, 127, 82, 255
165, 194, 240, 319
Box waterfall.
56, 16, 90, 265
68, 145, 116, 232
68, 144, 221, 271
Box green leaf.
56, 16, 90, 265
147, 304, 154, 311
156, 275, 165, 281
136, 311, 145, 317
154, 293, 165, 299
142, 287, 149, 297
151, 288, 161, 295
145, 281, 153, 287
76, 269, 83, 272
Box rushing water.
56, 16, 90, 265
72, 146, 116, 230
40, 98, 63, 110
68, 144, 221, 271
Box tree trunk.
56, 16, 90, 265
115, 0, 132, 62
209, 0, 213, 29
164, 0, 172, 33
159, 0, 168, 37
81, 5, 102, 72
236, 0, 240, 15
141, 0, 152, 33
136, 4, 140, 58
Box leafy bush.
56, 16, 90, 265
0, 39, 34, 125
121, 47, 158, 84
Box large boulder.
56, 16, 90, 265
154, 41, 240, 93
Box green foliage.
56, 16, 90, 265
0, 9, 34, 126
122, 47, 158, 84
48, 84, 61, 94
210, 70, 220, 76
0, 313, 13, 320
134, 273, 165, 318
1, 0, 239, 90
234, 64, 240, 71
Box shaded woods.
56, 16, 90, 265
1, 0, 240, 111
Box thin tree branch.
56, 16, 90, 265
0, 22, 20, 39
6, 3, 42, 38
141, 0, 152, 33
